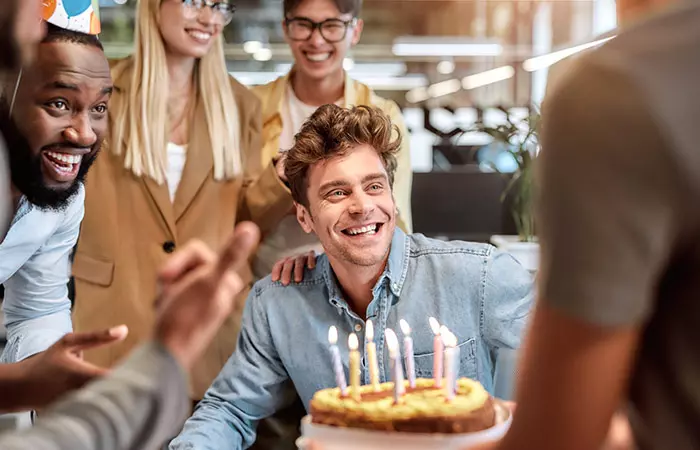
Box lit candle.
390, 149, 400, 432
442, 330, 458, 401
348, 333, 361, 401
328, 326, 348, 397
429, 317, 443, 388
399, 319, 416, 388
366, 320, 380, 392
384, 328, 405, 403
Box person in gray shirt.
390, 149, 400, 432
474, 0, 700, 450
0, 221, 261, 450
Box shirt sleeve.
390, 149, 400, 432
482, 248, 534, 353
537, 58, 687, 327
1, 187, 84, 362
169, 288, 296, 450
0, 341, 190, 450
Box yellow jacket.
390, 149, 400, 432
251, 72, 413, 232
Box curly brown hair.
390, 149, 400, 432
285, 104, 401, 208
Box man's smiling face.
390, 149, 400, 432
1, 38, 112, 210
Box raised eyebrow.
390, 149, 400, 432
101, 86, 114, 96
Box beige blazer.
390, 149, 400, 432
72, 59, 293, 399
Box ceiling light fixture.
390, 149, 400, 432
437, 60, 455, 75
253, 48, 272, 62
522, 36, 615, 72
243, 40, 263, 54
462, 65, 515, 90
427, 79, 461, 98
392, 36, 503, 57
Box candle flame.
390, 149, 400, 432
384, 328, 399, 352
442, 331, 458, 347
440, 325, 450, 335
400, 319, 411, 335
366, 319, 374, 341
348, 333, 359, 350
429, 317, 441, 335
328, 326, 338, 345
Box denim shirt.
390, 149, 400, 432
170, 228, 534, 450
0, 184, 83, 363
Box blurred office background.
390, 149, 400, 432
95, 0, 617, 243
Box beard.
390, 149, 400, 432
0, 98, 98, 211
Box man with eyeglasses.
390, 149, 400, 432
250, 0, 413, 283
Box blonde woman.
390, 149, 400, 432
71, 0, 292, 401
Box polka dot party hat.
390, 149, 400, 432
42, 0, 101, 35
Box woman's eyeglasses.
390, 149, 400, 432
181, 0, 236, 26
284, 17, 357, 43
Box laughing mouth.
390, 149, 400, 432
44, 150, 82, 174
187, 29, 212, 42
304, 51, 332, 62
342, 223, 382, 236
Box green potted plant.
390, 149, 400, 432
473, 107, 540, 271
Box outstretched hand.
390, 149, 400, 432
15, 325, 129, 411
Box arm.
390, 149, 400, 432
169, 288, 295, 450
384, 100, 413, 233
493, 59, 685, 450
0, 342, 189, 450
1, 187, 84, 362
237, 97, 294, 235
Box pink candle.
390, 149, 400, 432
442, 330, 458, 401
400, 319, 416, 388
328, 326, 348, 397
429, 317, 443, 388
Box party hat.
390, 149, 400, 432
42, 0, 101, 35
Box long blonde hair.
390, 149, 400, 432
110, 0, 242, 183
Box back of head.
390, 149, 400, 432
284, 104, 400, 207
283, 0, 362, 17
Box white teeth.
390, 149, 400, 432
306, 52, 331, 62
46, 151, 82, 165
188, 31, 212, 41
347, 224, 378, 235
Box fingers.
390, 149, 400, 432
271, 258, 287, 282
307, 250, 316, 270
215, 222, 260, 279
280, 258, 294, 285
158, 240, 216, 284
293, 254, 306, 283
59, 325, 129, 352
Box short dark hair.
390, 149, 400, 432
285, 104, 400, 208
283, 0, 362, 17
42, 23, 104, 51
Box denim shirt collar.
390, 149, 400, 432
321, 227, 410, 310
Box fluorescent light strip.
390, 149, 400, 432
231, 72, 426, 91
522, 36, 616, 72
392, 37, 503, 57
427, 79, 461, 98
462, 65, 515, 90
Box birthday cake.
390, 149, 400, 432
310, 377, 496, 434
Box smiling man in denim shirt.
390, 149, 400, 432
170, 105, 534, 450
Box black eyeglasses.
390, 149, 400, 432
181, 0, 236, 26
284, 17, 357, 43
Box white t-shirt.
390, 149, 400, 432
166, 142, 187, 202
252, 87, 343, 279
